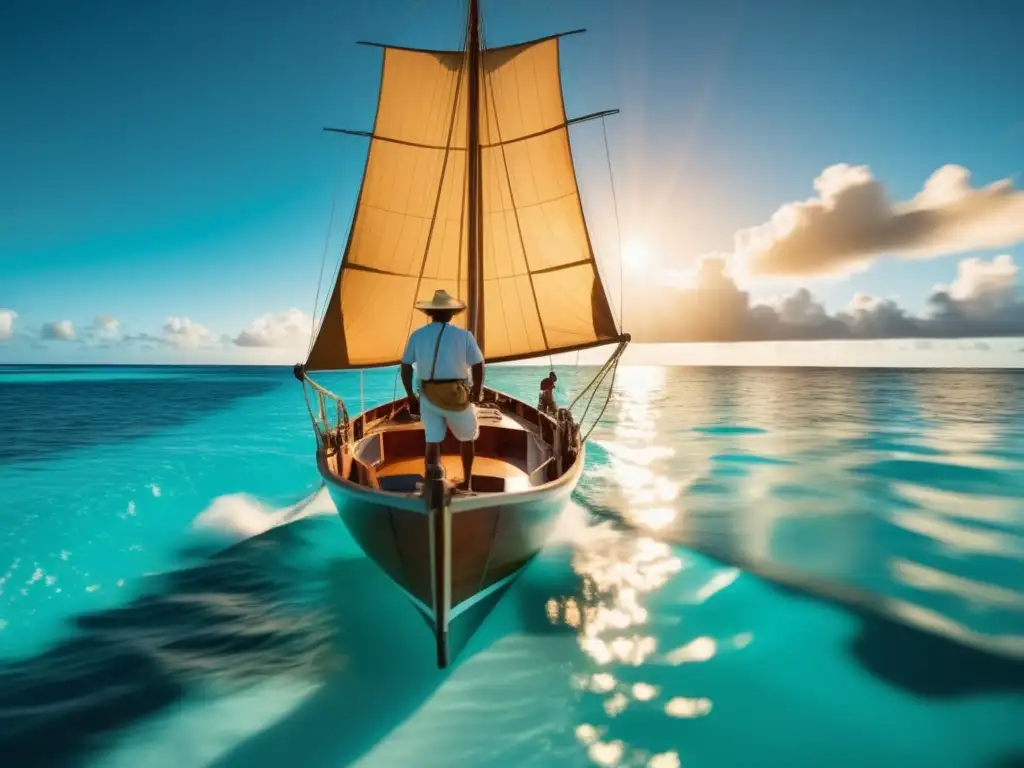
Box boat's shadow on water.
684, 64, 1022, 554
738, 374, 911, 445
0, 515, 564, 768
210, 551, 574, 767
0, 519, 328, 765
0, 520, 452, 765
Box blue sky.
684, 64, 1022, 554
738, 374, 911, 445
2, 0, 1023, 365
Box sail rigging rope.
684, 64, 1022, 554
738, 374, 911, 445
307, 149, 346, 357
478, 16, 556, 374
477, 14, 626, 438
568, 338, 626, 442
602, 114, 626, 332
567, 348, 581, 407
389, 16, 470, 418
566, 114, 627, 442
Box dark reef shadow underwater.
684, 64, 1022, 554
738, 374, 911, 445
0, 371, 282, 467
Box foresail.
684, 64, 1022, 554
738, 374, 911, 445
479, 38, 618, 362
306, 37, 618, 371
306, 47, 469, 371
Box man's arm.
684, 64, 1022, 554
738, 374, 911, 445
466, 332, 484, 402
400, 335, 418, 412
470, 362, 484, 402
401, 363, 416, 401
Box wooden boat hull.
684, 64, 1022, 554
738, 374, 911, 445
323, 473, 577, 666
317, 392, 584, 667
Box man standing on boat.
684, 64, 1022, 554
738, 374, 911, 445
400, 289, 484, 491
538, 371, 557, 415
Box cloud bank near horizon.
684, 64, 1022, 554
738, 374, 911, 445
622, 162, 1024, 344
629, 252, 1024, 343
4, 250, 1024, 357
41, 320, 76, 341
0, 309, 316, 357
735, 164, 1024, 278
4, 163, 1024, 356
233, 309, 313, 349
0, 309, 16, 341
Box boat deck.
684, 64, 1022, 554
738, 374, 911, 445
323, 394, 561, 498
376, 454, 533, 494
363, 404, 530, 436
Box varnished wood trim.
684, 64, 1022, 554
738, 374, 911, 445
323, 110, 619, 152
354, 28, 585, 56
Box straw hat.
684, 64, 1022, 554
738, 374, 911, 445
415, 289, 467, 313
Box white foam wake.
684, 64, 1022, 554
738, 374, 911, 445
190, 486, 336, 543
547, 500, 594, 545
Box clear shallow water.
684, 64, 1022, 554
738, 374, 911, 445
0, 364, 1021, 767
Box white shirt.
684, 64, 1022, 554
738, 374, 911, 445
401, 322, 484, 383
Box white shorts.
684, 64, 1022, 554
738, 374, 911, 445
420, 397, 479, 443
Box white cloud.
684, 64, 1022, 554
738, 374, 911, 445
0, 309, 16, 340
735, 164, 1024, 277
163, 316, 213, 349
837, 293, 917, 338
943, 253, 1017, 307
233, 309, 313, 349
83, 314, 123, 346
631, 253, 1024, 343
925, 254, 1024, 337
41, 320, 76, 341
93, 314, 121, 338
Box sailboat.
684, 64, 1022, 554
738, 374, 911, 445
293, 0, 629, 668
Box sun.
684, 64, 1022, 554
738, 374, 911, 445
621, 237, 652, 273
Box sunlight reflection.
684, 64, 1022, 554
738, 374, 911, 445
665, 696, 713, 718
694, 567, 740, 602
631, 682, 659, 701
664, 636, 717, 665
603, 691, 629, 717
597, 441, 676, 469
548, 522, 688, 762
890, 559, 1024, 609
913, 373, 1008, 467
732, 631, 754, 649
893, 482, 1019, 525
601, 366, 685, 535
887, 599, 1024, 657
892, 511, 1022, 556
633, 506, 678, 531
557, 367, 721, 767
648, 752, 682, 768
589, 740, 626, 767
590, 672, 618, 693
575, 723, 600, 745
566, 597, 582, 628
718, 369, 869, 578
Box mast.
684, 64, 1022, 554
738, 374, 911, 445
304, 8, 625, 372
465, 0, 484, 352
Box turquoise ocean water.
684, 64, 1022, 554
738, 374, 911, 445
0, 364, 1021, 767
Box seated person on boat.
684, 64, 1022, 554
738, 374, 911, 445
538, 371, 557, 415
400, 289, 484, 491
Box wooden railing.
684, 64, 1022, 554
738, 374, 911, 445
300, 375, 351, 455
